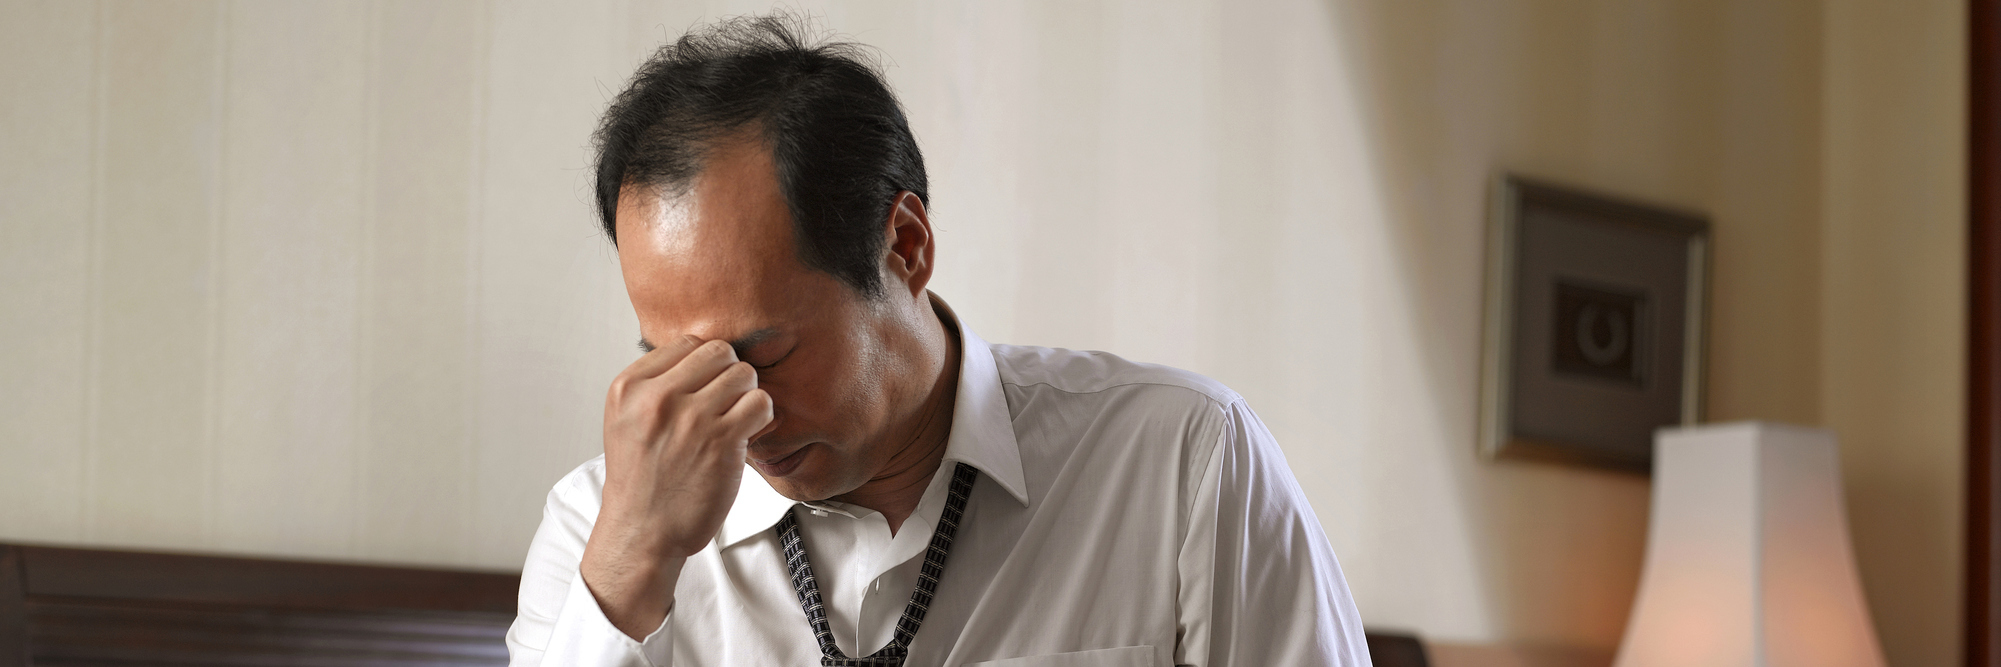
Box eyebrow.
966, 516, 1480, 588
638, 328, 781, 360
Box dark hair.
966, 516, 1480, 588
592, 14, 927, 299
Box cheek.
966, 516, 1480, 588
771, 353, 885, 439
761, 364, 850, 433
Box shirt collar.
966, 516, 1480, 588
713, 293, 1029, 549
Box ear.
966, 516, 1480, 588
880, 191, 935, 299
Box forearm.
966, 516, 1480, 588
507, 464, 680, 667
580, 522, 688, 641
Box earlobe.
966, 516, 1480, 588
883, 191, 934, 298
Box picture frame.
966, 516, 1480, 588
1479, 175, 1710, 473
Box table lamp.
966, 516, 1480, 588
1613, 422, 1886, 667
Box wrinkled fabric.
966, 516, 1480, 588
506, 306, 1369, 667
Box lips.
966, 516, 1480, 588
749, 445, 809, 477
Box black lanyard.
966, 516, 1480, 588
777, 463, 979, 666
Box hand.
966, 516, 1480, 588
580, 336, 775, 639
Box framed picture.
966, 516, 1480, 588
1479, 176, 1710, 472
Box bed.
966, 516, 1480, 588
0, 543, 518, 666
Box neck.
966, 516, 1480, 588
831, 301, 961, 535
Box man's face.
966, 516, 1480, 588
615, 137, 923, 502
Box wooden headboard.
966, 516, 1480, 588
0, 542, 1451, 666
0, 543, 520, 666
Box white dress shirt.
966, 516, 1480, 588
506, 307, 1370, 666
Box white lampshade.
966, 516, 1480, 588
1614, 422, 1886, 667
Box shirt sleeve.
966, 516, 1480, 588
1174, 400, 1371, 667
507, 463, 676, 667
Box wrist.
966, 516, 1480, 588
580, 537, 687, 641
589, 501, 695, 560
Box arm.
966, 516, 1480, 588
506, 465, 676, 666
1175, 400, 1371, 667
506, 336, 773, 666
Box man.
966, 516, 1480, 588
507, 14, 1369, 667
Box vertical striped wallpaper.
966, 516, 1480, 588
2, 1, 1961, 662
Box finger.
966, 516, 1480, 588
656, 339, 741, 394
624, 334, 707, 380
692, 361, 759, 414
720, 388, 774, 438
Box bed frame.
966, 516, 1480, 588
0, 543, 519, 666
0, 542, 1444, 666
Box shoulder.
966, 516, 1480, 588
989, 343, 1243, 410
988, 343, 1252, 480
985, 343, 1277, 526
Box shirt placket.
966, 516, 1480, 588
801, 489, 946, 658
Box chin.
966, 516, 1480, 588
768, 467, 868, 504
755, 461, 829, 501
751, 444, 851, 501
765, 475, 836, 503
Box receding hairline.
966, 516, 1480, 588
613, 126, 774, 226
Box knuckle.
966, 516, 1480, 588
736, 391, 772, 419
684, 340, 724, 364
699, 362, 751, 393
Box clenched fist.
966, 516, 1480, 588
580, 335, 775, 639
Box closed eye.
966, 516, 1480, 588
751, 348, 793, 371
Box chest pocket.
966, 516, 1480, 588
966, 645, 1157, 667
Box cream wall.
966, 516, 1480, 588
1823, 1, 1967, 666
0, 1, 1965, 665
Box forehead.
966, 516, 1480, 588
614, 137, 819, 337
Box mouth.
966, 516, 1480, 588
749, 444, 810, 477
